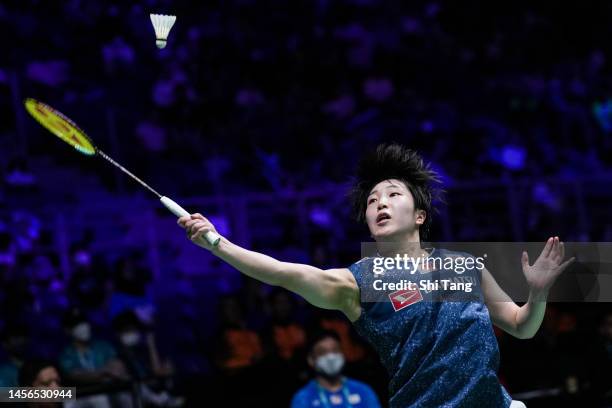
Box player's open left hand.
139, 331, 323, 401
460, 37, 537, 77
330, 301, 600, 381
522, 236, 575, 296
177, 213, 220, 250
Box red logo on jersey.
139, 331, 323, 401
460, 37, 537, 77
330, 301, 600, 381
389, 288, 423, 311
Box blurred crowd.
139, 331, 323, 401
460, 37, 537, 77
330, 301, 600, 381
2, 1, 612, 193
1, 0, 612, 406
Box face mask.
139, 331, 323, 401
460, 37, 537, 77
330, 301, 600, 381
71, 323, 91, 342
120, 331, 141, 347
315, 352, 345, 377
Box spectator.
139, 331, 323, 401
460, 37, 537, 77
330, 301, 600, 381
291, 331, 381, 408
59, 309, 128, 408
112, 311, 184, 407
0, 324, 29, 387
267, 289, 307, 362
18, 359, 62, 408
262, 289, 308, 406
59, 309, 127, 385
311, 309, 366, 364
208, 295, 265, 406
212, 295, 263, 372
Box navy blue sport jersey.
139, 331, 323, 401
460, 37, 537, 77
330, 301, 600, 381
348, 248, 512, 408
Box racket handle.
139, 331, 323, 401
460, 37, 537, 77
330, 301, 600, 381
160, 196, 221, 247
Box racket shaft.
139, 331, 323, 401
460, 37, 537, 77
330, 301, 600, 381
97, 150, 163, 198
160, 196, 221, 246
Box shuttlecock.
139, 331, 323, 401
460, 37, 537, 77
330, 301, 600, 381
150, 14, 176, 49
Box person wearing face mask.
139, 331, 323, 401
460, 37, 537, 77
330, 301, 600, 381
291, 331, 381, 408
113, 311, 149, 379
113, 310, 176, 380
113, 311, 184, 407
59, 309, 128, 387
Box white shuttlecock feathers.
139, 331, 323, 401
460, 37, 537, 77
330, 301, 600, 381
150, 14, 176, 49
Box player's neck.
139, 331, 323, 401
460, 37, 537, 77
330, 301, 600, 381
317, 376, 343, 392
376, 232, 423, 258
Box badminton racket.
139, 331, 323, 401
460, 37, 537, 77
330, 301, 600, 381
24, 98, 221, 246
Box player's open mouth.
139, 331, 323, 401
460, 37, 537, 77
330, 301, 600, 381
376, 213, 391, 225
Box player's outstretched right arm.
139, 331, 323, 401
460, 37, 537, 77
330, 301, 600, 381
178, 213, 360, 320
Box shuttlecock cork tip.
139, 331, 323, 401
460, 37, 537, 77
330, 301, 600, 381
150, 13, 176, 49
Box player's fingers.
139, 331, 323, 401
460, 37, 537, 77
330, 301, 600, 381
521, 251, 530, 270
192, 221, 211, 234
183, 222, 197, 237
191, 225, 210, 241
184, 219, 201, 230
558, 257, 576, 273
542, 237, 554, 258
191, 215, 211, 226
552, 236, 560, 258
177, 216, 191, 227
552, 239, 564, 264
549, 237, 557, 261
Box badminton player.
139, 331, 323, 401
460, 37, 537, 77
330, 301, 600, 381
178, 144, 574, 407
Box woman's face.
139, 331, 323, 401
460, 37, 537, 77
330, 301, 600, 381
365, 179, 425, 240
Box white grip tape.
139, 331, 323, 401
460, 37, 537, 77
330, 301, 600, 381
160, 196, 221, 246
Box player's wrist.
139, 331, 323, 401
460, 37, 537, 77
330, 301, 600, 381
208, 235, 229, 254
528, 287, 549, 302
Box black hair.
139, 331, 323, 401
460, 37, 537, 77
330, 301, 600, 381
112, 310, 143, 333
18, 359, 59, 387
62, 308, 87, 329
306, 330, 341, 355
349, 143, 443, 240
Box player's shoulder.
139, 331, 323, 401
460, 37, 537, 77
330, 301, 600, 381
344, 257, 375, 283
347, 256, 373, 270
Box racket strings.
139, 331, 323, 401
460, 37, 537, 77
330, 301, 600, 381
25, 99, 164, 200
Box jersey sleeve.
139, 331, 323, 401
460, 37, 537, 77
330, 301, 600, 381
347, 258, 367, 283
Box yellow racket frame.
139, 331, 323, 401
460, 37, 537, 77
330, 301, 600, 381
24, 98, 96, 156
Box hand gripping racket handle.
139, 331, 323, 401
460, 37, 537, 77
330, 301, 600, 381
160, 196, 221, 247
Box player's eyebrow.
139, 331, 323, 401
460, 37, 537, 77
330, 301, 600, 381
368, 184, 401, 196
